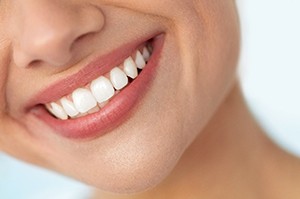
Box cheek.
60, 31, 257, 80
175, 2, 240, 141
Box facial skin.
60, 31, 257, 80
0, 0, 240, 195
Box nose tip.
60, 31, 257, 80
13, 3, 105, 68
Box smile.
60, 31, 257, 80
31, 34, 165, 140
46, 44, 152, 120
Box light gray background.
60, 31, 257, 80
1, 1, 300, 198
238, 0, 300, 155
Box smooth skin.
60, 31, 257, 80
0, 0, 300, 199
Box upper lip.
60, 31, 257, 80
25, 32, 161, 111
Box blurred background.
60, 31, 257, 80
238, 0, 300, 155
1, 0, 300, 198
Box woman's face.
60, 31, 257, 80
0, 0, 239, 193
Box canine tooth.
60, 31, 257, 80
91, 76, 115, 103
110, 67, 128, 90
124, 57, 138, 78
135, 51, 146, 69
48, 102, 68, 120
60, 97, 79, 117
142, 47, 150, 62
72, 88, 97, 113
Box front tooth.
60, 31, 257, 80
123, 57, 138, 79
48, 102, 68, 120
142, 47, 150, 62
110, 67, 128, 90
90, 76, 115, 103
72, 88, 97, 113
60, 97, 79, 117
135, 51, 146, 69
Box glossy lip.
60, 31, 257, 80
31, 34, 165, 140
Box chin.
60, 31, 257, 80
54, 120, 190, 194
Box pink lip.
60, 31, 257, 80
31, 34, 165, 140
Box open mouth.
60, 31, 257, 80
31, 34, 165, 140
46, 43, 152, 120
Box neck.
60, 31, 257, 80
93, 82, 300, 199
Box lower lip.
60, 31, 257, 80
33, 35, 165, 140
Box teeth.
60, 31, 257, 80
135, 51, 146, 69
60, 97, 79, 117
110, 67, 128, 90
72, 88, 97, 113
45, 43, 152, 120
48, 102, 68, 120
142, 47, 150, 62
91, 76, 115, 103
123, 57, 138, 79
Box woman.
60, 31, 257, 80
0, 0, 299, 198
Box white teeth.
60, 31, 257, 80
46, 43, 153, 120
142, 47, 150, 62
110, 67, 128, 90
135, 51, 146, 69
123, 57, 138, 79
91, 76, 115, 103
49, 102, 68, 120
72, 88, 97, 113
60, 97, 79, 118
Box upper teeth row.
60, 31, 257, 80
46, 46, 151, 120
